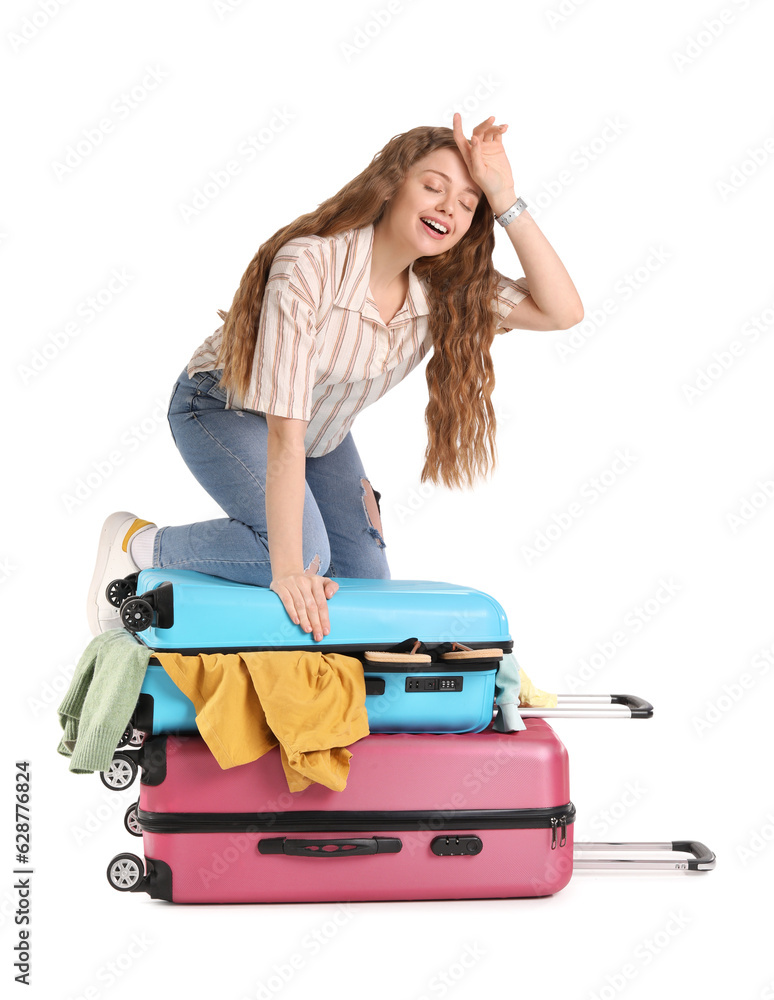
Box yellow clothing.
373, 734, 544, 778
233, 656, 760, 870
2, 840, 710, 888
153, 650, 369, 793
518, 668, 558, 709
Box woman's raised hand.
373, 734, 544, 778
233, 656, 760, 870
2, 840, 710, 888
451, 112, 516, 206
270, 565, 339, 642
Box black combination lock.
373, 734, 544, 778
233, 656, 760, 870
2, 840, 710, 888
430, 835, 483, 857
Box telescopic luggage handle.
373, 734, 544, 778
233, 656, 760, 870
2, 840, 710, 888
518, 694, 653, 720
573, 840, 716, 872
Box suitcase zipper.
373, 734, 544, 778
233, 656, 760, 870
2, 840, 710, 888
137, 803, 576, 835
551, 814, 568, 850
146, 651, 502, 672
132, 625, 513, 659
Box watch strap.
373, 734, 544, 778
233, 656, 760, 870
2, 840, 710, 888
495, 196, 528, 227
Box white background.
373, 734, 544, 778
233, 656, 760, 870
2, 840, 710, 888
3, 0, 773, 997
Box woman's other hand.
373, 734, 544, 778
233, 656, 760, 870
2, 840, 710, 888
265, 413, 338, 641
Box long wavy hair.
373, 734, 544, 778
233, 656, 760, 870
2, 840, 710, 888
216, 125, 507, 489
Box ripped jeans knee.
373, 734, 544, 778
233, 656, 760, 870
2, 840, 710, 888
361, 478, 386, 548
304, 552, 322, 574
302, 532, 331, 576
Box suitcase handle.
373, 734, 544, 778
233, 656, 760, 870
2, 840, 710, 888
518, 694, 653, 719
257, 836, 402, 857
573, 840, 716, 871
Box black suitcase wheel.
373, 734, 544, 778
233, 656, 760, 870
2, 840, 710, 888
106, 577, 136, 608
100, 752, 138, 790
107, 853, 144, 891
120, 597, 154, 633
124, 802, 142, 837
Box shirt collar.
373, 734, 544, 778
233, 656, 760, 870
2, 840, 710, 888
332, 222, 431, 322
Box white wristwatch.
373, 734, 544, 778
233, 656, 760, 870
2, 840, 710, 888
495, 196, 528, 227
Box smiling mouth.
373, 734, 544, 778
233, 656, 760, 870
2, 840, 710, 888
420, 217, 449, 236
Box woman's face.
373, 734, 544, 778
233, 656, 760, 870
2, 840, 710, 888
384, 147, 483, 255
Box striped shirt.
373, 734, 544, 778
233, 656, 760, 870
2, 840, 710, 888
186, 221, 530, 457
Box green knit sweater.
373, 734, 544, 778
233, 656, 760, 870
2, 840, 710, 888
57, 630, 153, 773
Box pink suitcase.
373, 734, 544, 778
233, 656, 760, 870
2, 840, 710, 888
110, 721, 574, 902
106, 707, 715, 903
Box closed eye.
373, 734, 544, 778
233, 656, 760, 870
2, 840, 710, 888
423, 184, 474, 213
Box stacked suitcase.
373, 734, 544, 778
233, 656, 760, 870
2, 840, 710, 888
95, 568, 714, 903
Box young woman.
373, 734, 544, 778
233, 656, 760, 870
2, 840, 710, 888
87, 114, 583, 643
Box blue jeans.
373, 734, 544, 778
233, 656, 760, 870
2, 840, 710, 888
153, 369, 390, 584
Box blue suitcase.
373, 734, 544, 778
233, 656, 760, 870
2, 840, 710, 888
116, 569, 512, 736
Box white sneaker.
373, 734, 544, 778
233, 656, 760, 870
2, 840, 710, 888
86, 512, 157, 635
